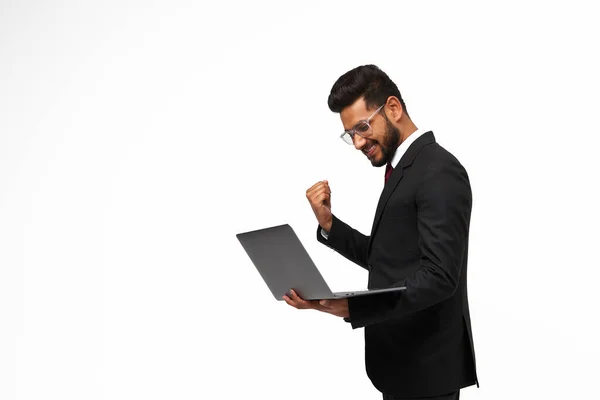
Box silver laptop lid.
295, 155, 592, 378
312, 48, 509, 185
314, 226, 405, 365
236, 224, 334, 300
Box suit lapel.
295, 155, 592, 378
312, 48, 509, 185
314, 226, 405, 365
368, 131, 436, 253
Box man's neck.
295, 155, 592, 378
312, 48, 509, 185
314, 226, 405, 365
388, 124, 425, 169
399, 123, 419, 144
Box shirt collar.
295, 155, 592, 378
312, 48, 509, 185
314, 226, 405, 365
389, 128, 427, 168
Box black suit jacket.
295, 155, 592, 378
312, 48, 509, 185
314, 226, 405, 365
317, 132, 478, 397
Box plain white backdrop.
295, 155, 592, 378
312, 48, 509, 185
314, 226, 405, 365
1, 1, 599, 399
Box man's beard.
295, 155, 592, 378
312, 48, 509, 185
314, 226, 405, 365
372, 117, 401, 167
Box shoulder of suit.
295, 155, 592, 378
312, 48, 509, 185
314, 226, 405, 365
417, 141, 467, 170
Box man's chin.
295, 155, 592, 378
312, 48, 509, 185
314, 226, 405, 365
370, 157, 387, 168
365, 147, 388, 167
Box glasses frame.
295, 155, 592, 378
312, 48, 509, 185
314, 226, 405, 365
340, 104, 385, 145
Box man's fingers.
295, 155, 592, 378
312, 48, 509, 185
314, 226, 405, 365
306, 185, 326, 199
318, 193, 330, 205
290, 289, 304, 303
287, 290, 343, 313
283, 295, 299, 308
319, 300, 336, 312
306, 182, 331, 198
306, 181, 325, 195
307, 180, 330, 192
317, 300, 333, 314
290, 289, 312, 309
286, 293, 349, 318
307, 187, 331, 204
306, 181, 324, 191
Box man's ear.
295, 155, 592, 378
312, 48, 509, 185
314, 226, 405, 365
385, 96, 404, 123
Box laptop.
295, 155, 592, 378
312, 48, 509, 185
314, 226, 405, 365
236, 224, 406, 300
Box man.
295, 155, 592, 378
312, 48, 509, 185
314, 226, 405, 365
283, 65, 478, 399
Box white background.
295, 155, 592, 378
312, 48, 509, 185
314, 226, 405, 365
1, 1, 599, 399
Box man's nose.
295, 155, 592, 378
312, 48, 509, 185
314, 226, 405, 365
353, 134, 367, 150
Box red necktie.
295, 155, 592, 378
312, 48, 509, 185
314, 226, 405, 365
385, 163, 393, 183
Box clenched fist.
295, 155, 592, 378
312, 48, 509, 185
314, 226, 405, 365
306, 180, 332, 233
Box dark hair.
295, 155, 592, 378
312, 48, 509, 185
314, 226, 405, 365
327, 64, 408, 116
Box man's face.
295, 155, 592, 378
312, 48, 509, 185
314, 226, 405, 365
340, 98, 401, 167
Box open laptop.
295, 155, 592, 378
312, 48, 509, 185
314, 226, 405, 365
236, 224, 406, 300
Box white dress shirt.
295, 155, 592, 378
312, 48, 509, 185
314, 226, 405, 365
388, 128, 427, 168
321, 128, 427, 240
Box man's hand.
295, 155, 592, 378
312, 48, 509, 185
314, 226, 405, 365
283, 289, 350, 318
306, 180, 333, 233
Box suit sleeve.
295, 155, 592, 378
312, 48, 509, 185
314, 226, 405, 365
316, 214, 370, 270
346, 160, 472, 328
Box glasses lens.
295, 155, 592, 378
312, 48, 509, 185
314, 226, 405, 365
341, 132, 354, 145
355, 121, 370, 134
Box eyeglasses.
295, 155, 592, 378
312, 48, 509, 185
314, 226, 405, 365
340, 105, 385, 145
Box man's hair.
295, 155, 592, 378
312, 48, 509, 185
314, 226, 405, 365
327, 64, 408, 116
